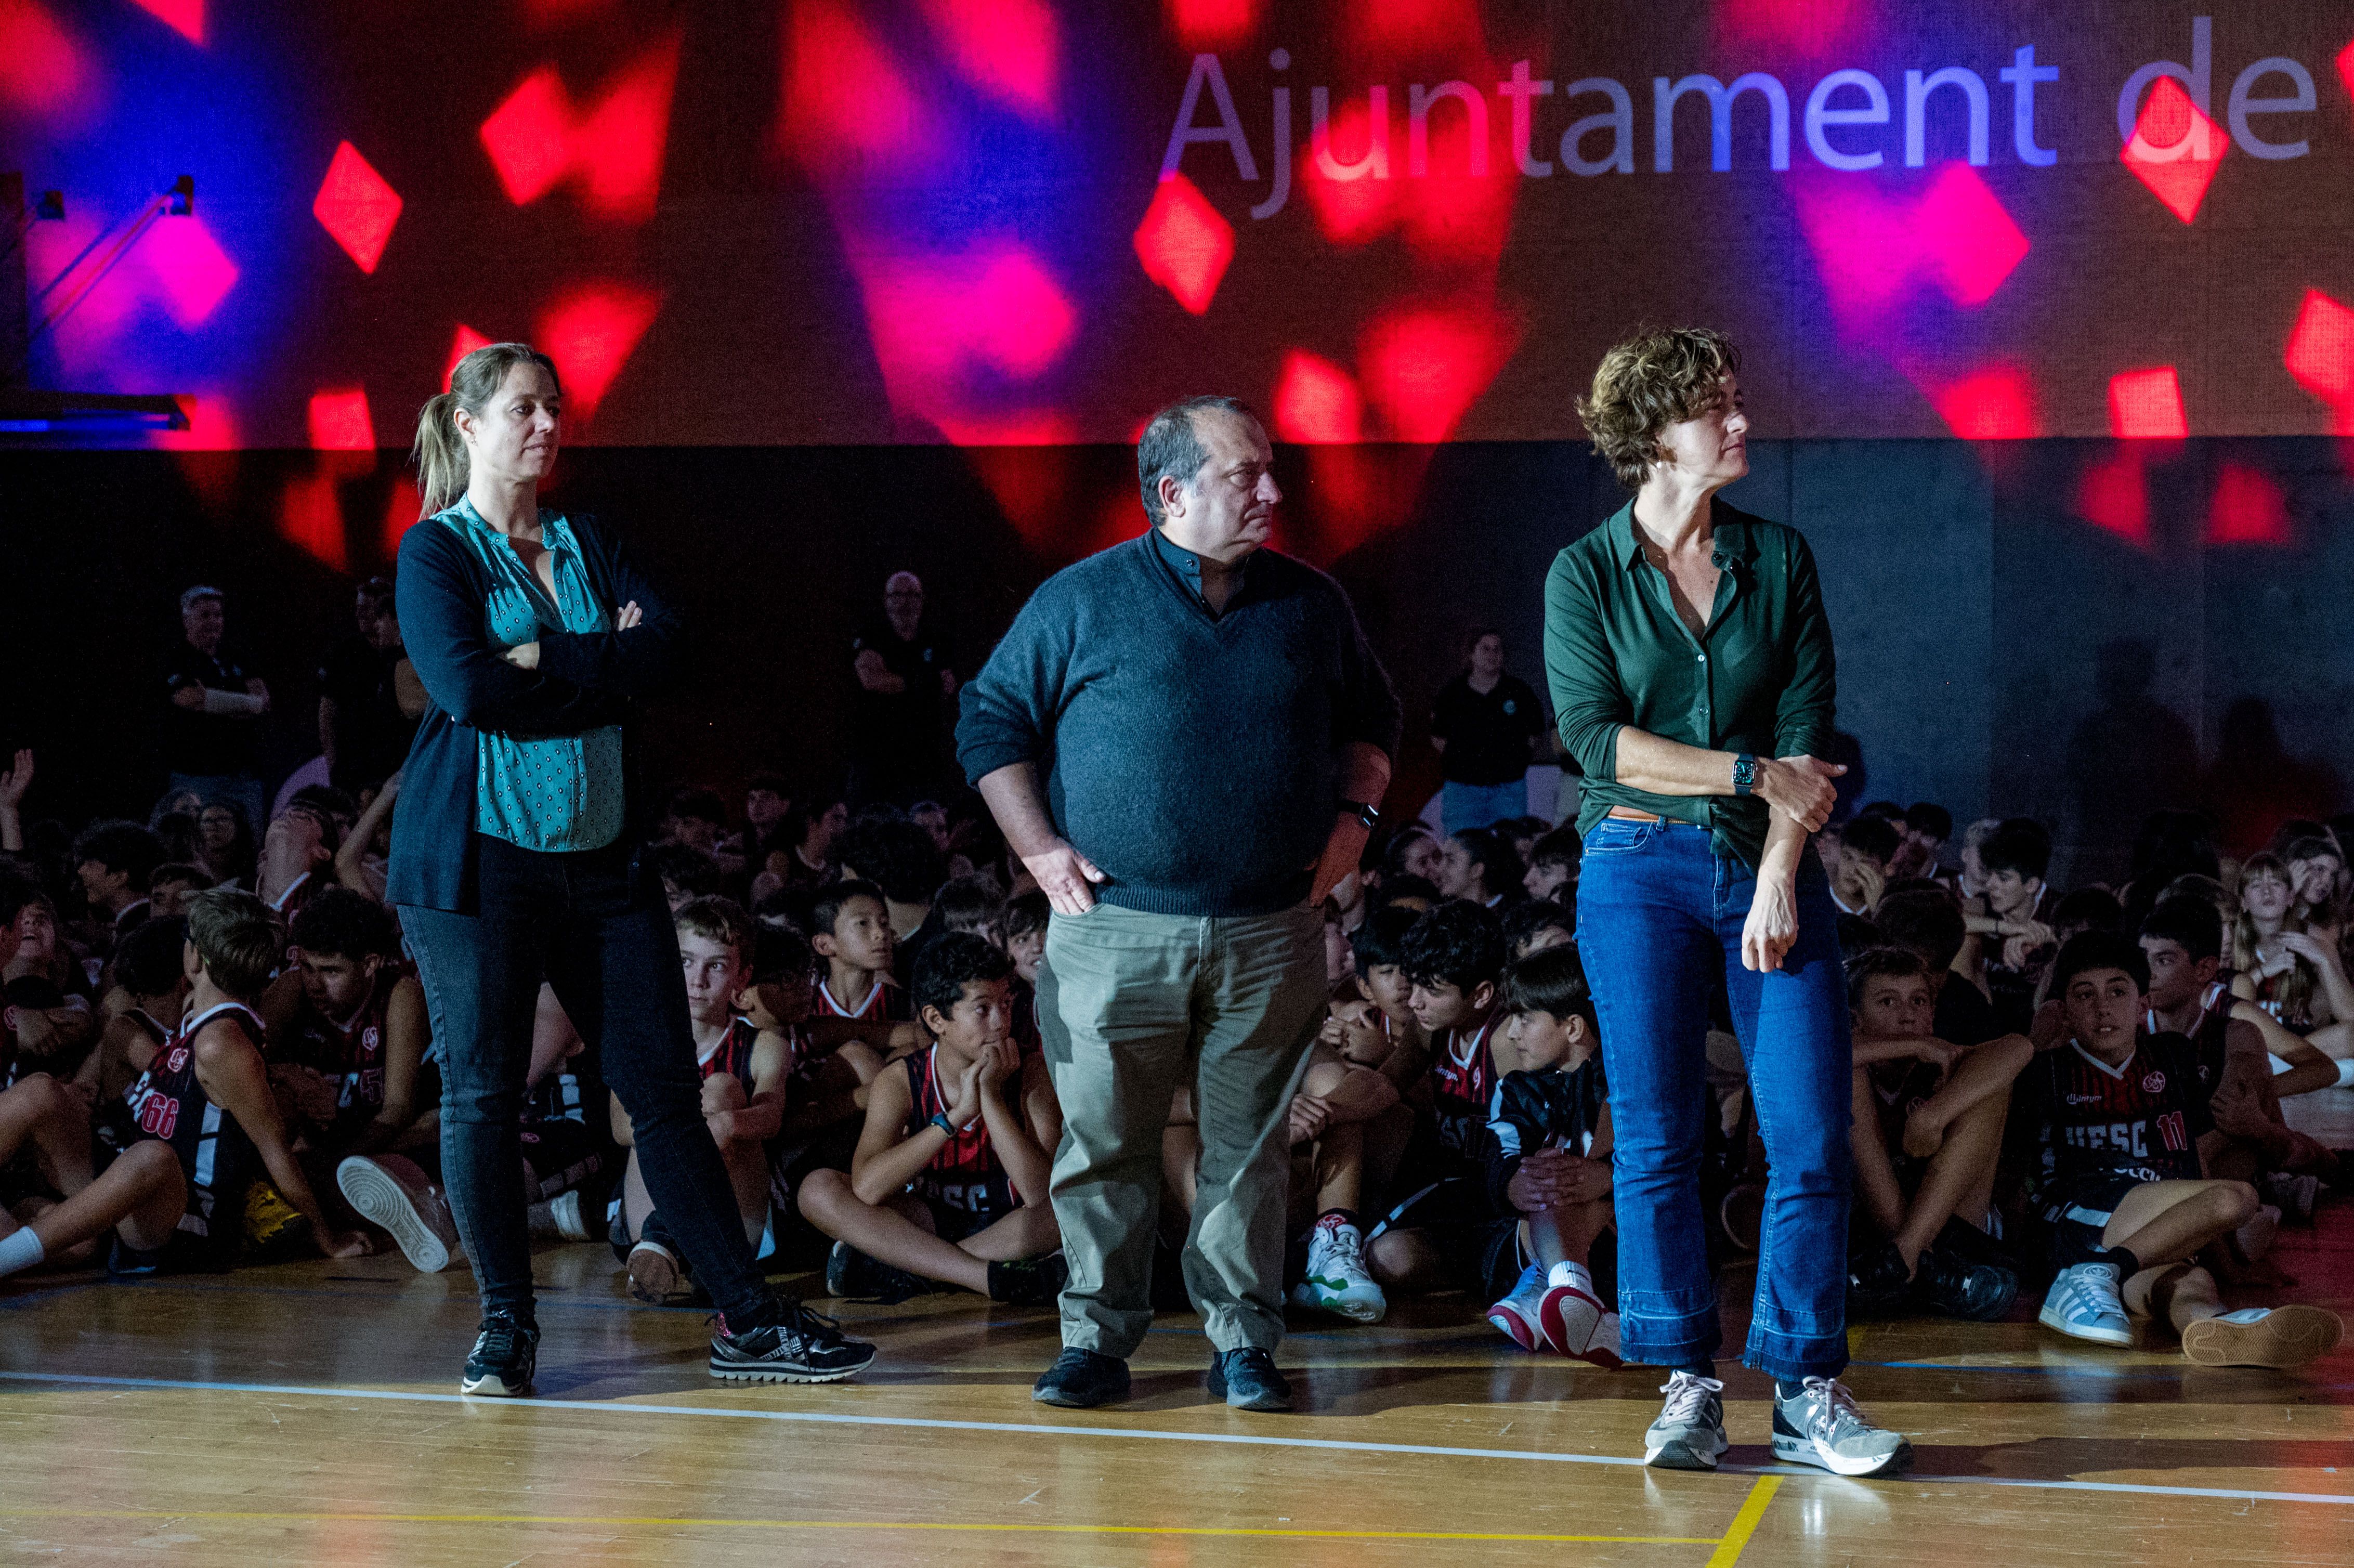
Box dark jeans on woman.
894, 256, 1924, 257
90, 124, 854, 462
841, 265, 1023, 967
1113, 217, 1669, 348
1574, 816, 1852, 1381
400, 833, 771, 1325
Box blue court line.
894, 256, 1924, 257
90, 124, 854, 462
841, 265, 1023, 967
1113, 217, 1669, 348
2, 1368, 2351, 1509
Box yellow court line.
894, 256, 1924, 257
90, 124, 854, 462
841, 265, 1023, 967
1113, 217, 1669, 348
0, 1508, 1715, 1545
1702, 1477, 1782, 1568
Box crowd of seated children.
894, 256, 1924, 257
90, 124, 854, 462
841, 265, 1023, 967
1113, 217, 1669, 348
797, 933, 1063, 1306
614, 896, 790, 1303
1477, 943, 1620, 1366
2024, 931, 2342, 1366
0, 888, 369, 1282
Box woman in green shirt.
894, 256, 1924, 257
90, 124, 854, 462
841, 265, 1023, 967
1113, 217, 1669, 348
1544, 328, 1911, 1479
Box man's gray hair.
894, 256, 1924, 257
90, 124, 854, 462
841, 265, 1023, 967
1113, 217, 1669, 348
1136, 395, 1260, 526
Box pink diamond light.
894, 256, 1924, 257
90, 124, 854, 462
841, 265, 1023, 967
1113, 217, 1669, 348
1133, 172, 1234, 316
2121, 77, 2224, 224
312, 141, 402, 274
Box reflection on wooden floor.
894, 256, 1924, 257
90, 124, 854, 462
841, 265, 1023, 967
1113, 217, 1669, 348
3, 1089, 2352, 1566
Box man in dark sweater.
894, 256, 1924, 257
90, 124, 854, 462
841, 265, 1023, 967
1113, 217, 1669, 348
959, 395, 1400, 1415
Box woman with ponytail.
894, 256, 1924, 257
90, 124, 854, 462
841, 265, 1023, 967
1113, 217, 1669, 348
379, 344, 874, 1394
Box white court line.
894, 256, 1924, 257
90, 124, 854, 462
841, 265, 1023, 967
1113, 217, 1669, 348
2, 1369, 2350, 1509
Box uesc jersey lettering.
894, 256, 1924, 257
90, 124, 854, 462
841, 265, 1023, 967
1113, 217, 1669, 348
119, 1002, 266, 1244
2020, 1029, 2213, 1189
904, 1044, 1019, 1218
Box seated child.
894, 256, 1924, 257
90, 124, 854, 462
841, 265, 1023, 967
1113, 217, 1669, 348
147, 864, 214, 920
796, 933, 1063, 1305
812, 880, 903, 1023
0, 888, 370, 1280
1842, 947, 2031, 1320
2139, 897, 2343, 1238
1365, 901, 1509, 1298
992, 890, 1062, 1156
613, 897, 789, 1303
1285, 992, 1406, 1324
1502, 898, 1574, 959
1478, 944, 1619, 1365
1522, 828, 1580, 904
2025, 931, 2343, 1366
262, 888, 435, 1161
82, 916, 188, 1105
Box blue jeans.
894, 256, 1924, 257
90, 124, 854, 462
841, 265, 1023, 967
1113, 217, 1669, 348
1573, 817, 1852, 1380
1441, 778, 1527, 836
400, 834, 775, 1327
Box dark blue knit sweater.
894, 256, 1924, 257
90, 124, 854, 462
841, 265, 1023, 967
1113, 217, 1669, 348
957, 532, 1401, 917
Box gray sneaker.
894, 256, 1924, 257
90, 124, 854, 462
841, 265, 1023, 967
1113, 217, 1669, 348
1643, 1371, 1728, 1470
1771, 1377, 1913, 1478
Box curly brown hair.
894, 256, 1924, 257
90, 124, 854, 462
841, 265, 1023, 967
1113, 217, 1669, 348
1575, 326, 1743, 491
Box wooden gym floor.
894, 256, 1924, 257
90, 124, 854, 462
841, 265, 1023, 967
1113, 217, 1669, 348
5, 1092, 2352, 1566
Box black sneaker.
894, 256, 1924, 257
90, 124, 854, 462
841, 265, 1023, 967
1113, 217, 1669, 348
987, 1252, 1069, 1306
708, 1299, 877, 1383
1207, 1347, 1292, 1412
461, 1314, 540, 1396
1032, 1347, 1131, 1408
1846, 1240, 1912, 1317
824, 1239, 927, 1305
1910, 1243, 2019, 1322
107, 1237, 165, 1277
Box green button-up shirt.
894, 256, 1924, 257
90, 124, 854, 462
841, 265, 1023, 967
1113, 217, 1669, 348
1541, 498, 1836, 870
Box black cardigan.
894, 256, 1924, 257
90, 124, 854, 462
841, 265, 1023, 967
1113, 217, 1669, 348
386, 508, 682, 912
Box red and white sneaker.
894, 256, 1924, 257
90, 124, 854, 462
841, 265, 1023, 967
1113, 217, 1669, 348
1486, 1262, 1548, 1351
1539, 1261, 1621, 1366
337, 1155, 459, 1273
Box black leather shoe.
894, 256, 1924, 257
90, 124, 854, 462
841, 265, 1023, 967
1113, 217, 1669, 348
1207, 1347, 1292, 1412
1846, 1240, 1912, 1317
1910, 1243, 2019, 1322
1032, 1347, 1131, 1408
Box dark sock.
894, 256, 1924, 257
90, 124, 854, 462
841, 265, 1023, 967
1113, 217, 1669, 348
1776, 1378, 1809, 1400
1673, 1360, 1716, 1379
2095, 1246, 2141, 1280
1318, 1207, 1359, 1231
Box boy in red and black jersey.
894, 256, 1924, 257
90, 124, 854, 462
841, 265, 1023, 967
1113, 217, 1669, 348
0, 888, 368, 1280
262, 887, 435, 1160
612, 897, 789, 1303
1364, 901, 1508, 1300
796, 933, 1062, 1306
2022, 931, 2342, 1367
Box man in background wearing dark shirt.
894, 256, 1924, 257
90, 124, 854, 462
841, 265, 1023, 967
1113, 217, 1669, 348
1430, 629, 1546, 835
848, 571, 956, 806
318, 578, 420, 792
162, 585, 270, 836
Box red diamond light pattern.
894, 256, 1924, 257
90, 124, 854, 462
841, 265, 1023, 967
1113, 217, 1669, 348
129, 0, 203, 45
307, 388, 374, 450
2107, 366, 2186, 439
2121, 77, 2224, 224
1133, 172, 1233, 316
444, 324, 493, 390
312, 141, 402, 273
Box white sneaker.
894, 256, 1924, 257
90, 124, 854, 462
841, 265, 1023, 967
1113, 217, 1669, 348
1485, 1261, 1547, 1350
337, 1155, 457, 1273
1771, 1377, 1913, 1478
2181, 1305, 2345, 1367
1290, 1216, 1387, 1323
549, 1189, 592, 1243
1537, 1260, 1619, 1366
1643, 1371, 1728, 1470
2039, 1262, 2133, 1345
